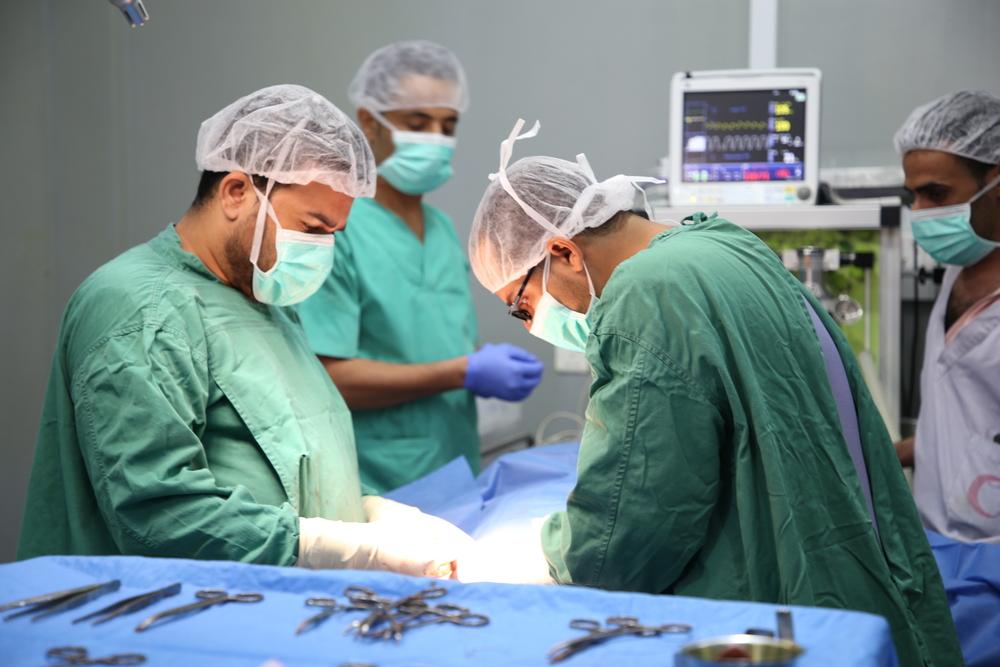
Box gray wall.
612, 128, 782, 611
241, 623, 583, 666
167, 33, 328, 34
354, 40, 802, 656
778, 0, 1000, 167
1, 0, 997, 561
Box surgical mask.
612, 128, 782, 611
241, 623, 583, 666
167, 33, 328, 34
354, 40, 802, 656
910, 173, 1000, 266
250, 183, 335, 306
529, 255, 599, 353
374, 112, 456, 195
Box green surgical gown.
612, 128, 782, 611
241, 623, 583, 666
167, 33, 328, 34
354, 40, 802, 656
18, 225, 365, 564
297, 199, 478, 494
541, 215, 962, 666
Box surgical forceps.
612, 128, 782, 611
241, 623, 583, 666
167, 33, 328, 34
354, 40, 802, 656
349, 584, 487, 641
46, 646, 146, 665
394, 600, 489, 632
2, 580, 121, 622
134, 589, 263, 632
295, 595, 371, 635
73, 583, 182, 625
547, 616, 692, 663
346, 584, 446, 639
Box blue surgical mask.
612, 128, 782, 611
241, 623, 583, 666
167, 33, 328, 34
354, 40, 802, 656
250, 185, 335, 306
910, 174, 1000, 266
374, 113, 456, 195
529, 255, 599, 353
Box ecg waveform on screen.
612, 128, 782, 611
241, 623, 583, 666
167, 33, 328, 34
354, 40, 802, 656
681, 89, 807, 183
703, 133, 772, 152
703, 120, 768, 131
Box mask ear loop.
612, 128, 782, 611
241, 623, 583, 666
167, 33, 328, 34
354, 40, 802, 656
544, 239, 596, 306
970, 172, 1000, 204
248, 117, 307, 271
367, 108, 402, 142
367, 108, 393, 130
249, 177, 277, 271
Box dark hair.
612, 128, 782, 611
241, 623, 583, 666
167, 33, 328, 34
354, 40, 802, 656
190, 171, 273, 209
959, 156, 997, 185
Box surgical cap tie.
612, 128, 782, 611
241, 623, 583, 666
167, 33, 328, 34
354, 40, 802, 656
490, 119, 663, 239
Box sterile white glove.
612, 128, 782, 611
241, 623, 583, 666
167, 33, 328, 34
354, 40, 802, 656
457, 516, 555, 584
297, 497, 474, 578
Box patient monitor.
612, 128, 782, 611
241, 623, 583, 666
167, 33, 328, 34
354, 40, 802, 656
669, 69, 821, 207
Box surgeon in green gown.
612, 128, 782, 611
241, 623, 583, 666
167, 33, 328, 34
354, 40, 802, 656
464, 120, 962, 666
18, 85, 472, 577
298, 42, 543, 493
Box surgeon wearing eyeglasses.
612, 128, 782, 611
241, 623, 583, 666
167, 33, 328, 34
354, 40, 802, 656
463, 119, 962, 667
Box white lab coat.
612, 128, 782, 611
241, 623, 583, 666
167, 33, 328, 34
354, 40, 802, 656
914, 266, 1000, 543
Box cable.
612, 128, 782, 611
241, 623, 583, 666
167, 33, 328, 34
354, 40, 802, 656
539, 429, 586, 446
534, 411, 585, 446
534, 370, 592, 447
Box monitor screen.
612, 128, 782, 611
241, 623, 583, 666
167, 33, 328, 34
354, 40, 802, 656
681, 88, 807, 184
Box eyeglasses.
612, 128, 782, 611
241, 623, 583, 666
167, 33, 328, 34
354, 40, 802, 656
506, 266, 536, 321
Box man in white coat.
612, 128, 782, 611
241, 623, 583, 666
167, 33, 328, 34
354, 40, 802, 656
894, 90, 1000, 543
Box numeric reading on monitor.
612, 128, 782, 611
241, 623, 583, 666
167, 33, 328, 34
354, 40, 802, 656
682, 89, 807, 184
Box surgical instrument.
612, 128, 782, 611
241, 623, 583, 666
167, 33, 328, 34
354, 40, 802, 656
73, 583, 182, 626
547, 616, 692, 663
295, 596, 370, 636
2, 580, 121, 622
134, 589, 263, 632
346, 584, 447, 639
46, 646, 145, 665
777, 608, 795, 642
340, 584, 488, 642
394, 601, 489, 632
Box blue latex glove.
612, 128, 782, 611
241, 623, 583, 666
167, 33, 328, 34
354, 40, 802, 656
464, 343, 544, 401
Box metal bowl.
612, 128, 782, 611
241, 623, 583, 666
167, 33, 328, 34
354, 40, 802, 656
675, 634, 805, 666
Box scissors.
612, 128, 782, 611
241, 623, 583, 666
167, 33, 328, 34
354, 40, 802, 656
73, 583, 182, 625
134, 589, 263, 632
547, 616, 692, 663
46, 646, 145, 665
295, 596, 371, 635
3, 580, 121, 622
347, 584, 449, 640
395, 601, 489, 632
344, 586, 404, 639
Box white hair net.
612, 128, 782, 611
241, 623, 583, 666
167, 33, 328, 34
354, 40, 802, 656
894, 90, 1000, 165
348, 40, 469, 112
469, 119, 661, 293
196, 84, 376, 197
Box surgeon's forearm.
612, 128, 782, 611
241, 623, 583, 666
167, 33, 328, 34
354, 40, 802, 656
319, 356, 468, 410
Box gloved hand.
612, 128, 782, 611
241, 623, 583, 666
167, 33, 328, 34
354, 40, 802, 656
464, 343, 543, 401
297, 497, 474, 578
